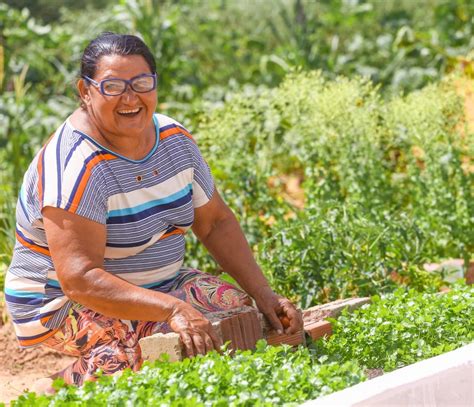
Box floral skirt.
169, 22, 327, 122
42, 269, 252, 386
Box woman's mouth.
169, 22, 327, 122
117, 107, 142, 117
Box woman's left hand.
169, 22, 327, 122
252, 286, 303, 334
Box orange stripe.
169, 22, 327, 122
160, 229, 185, 240
69, 153, 116, 212
37, 148, 45, 208
40, 315, 54, 325
160, 126, 195, 142
16, 231, 50, 256
18, 328, 58, 347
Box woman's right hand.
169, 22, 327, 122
167, 302, 222, 357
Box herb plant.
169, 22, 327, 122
315, 284, 474, 372
12, 343, 366, 406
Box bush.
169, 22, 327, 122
191, 71, 472, 303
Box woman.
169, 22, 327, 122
5, 33, 302, 389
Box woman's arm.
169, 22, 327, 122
42, 206, 221, 357
192, 189, 303, 334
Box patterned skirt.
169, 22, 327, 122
42, 269, 252, 386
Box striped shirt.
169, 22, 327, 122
5, 113, 214, 347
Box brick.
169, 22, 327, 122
139, 332, 184, 362
238, 312, 254, 350
207, 307, 262, 352
265, 329, 305, 347
248, 310, 264, 347
230, 314, 245, 350
304, 320, 332, 340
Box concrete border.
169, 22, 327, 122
303, 342, 474, 407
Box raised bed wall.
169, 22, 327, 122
305, 342, 474, 407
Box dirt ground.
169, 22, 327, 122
0, 313, 75, 404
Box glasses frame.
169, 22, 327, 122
82, 73, 157, 96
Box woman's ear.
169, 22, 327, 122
77, 79, 91, 106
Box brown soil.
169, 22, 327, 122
0, 318, 75, 405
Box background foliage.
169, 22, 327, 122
1, 0, 473, 299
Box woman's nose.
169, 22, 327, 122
121, 85, 138, 103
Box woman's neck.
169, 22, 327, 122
70, 108, 156, 160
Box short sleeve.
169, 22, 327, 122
33, 131, 109, 225
189, 141, 215, 208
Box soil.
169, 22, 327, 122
0, 316, 75, 405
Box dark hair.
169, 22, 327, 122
80, 32, 156, 79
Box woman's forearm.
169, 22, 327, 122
196, 211, 271, 299
63, 267, 185, 321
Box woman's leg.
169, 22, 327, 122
41, 306, 142, 386
39, 271, 251, 386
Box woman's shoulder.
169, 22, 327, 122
155, 113, 195, 144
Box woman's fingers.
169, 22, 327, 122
207, 326, 223, 351
180, 332, 195, 358
192, 333, 206, 355
203, 332, 216, 354
264, 307, 284, 333
280, 300, 303, 334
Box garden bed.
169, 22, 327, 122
7, 284, 473, 406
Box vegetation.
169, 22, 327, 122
10, 284, 473, 406
1, 0, 473, 299
315, 284, 474, 371
190, 72, 472, 306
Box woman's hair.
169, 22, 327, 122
80, 32, 156, 78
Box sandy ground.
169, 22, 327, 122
0, 317, 75, 405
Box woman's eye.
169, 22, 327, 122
103, 80, 125, 93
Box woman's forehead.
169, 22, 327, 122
94, 54, 152, 79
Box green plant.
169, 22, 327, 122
11, 342, 366, 406
314, 284, 474, 372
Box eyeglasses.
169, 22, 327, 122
82, 73, 157, 96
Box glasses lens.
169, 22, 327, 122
102, 79, 127, 95
131, 75, 155, 92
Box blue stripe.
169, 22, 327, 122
18, 193, 30, 223
5, 287, 46, 299
46, 279, 61, 288
106, 190, 192, 225
5, 293, 44, 305
16, 228, 49, 251
55, 124, 66, 207
64, 137, 84, 168
108, 184, 192, 218
65, 150, 104, 211
13, 310, 57, 324
160, 123, 190, 134
17, 330, 54, 341
107, 236, 152, 248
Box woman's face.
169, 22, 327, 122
80, 54, 157, 137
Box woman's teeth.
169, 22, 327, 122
117, 108, 141, 116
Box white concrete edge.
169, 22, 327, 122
302, 342, 474, 407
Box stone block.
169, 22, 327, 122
139, 332, 183, 363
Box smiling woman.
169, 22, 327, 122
3, 32, 303, 392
